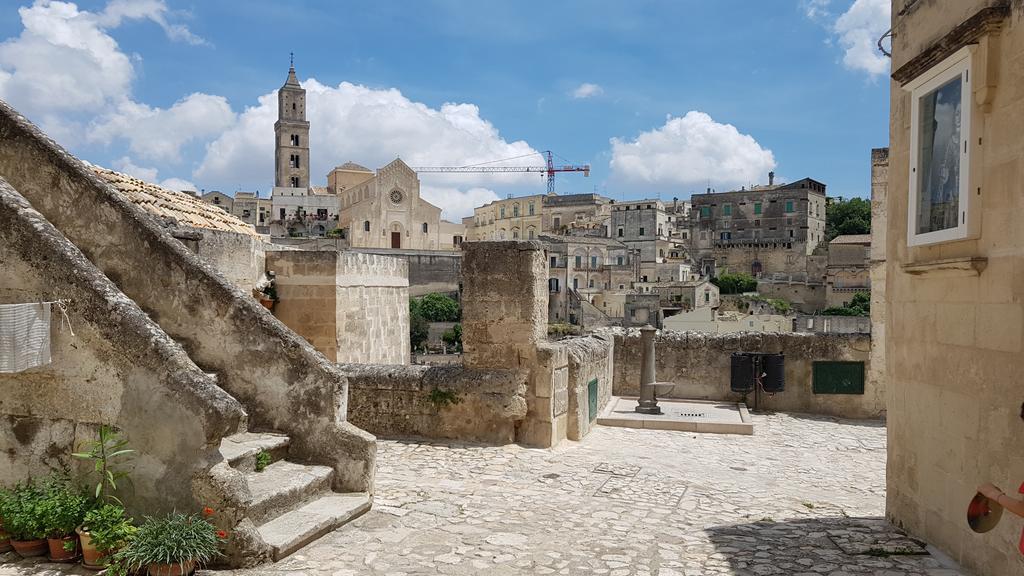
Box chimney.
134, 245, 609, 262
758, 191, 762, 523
768, 171, 775, 186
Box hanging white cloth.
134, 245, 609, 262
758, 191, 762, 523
0, 302, 52, 373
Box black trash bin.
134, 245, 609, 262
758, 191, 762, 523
761, 353, 785, 392
730, 352, 755, 393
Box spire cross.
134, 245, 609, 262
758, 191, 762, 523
290, 52, 294, 68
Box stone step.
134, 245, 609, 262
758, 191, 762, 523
245, 460, 333, 524
219, 431, 290, 472
257, 493, 371, 562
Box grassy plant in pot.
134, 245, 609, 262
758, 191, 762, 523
119, 511, 224, 576
39, 475, 89, 562
0, 482, 48, 557
79, 504, 136, 570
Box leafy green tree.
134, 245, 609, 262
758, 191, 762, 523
711, 272, 759, 295
822, 291, 871, 316
825, 197, 871, 241
418, 293, 460, 322
409, 299, 429, 350
441, 324, 462, 350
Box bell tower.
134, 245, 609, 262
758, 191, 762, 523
274, 54, 310, 189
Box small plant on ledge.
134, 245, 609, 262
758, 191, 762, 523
428, 387, 462, 409
254, 449, 271, 473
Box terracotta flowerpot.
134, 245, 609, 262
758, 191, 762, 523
47, 535, 80, 562
10, 538, 47, 557
259, 298, 275, 310
147, 560, 196, 576
78, 528, 109, 570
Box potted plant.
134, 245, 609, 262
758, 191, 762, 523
118, 510, 224, 576
39, 476, 88, 562
79, 504, 136, 570
0, 487, 12, 553
257, 283, 278, 310
0, 481, 48, 557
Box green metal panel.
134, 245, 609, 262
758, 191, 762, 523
588, 378, 599, 422
812, 361, 865, 394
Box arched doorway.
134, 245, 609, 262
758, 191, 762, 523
389, 222, 405, 249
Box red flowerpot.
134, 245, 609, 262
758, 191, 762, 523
147, 560, 196, 576
10, 538, 47, 557
47, 535, 80, 562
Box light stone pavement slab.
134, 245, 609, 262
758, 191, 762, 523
0, 413, 965, 575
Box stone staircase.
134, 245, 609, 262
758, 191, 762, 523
218, 431, 371, 561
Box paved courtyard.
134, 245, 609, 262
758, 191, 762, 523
1, 413, 963, 576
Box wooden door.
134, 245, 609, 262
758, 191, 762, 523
391, 231, 401, 249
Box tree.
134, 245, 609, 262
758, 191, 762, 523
822, 291, 871, 316
442, 324, 462, 350
418, 293, 460, 322
825, 197, 871, 241
711, 272, 758, 295
409, 299, 429, 350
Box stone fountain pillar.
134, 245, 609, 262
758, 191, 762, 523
635, 324, 663, 415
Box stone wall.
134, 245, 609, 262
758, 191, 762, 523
606, 329, 882, 419
341, 364, 527, 444
267, 250, 410, 365
757, 279, 826, 313
886, 4, 1024, 574
0, 179, 244, 514
0, 101, 375, 495
564, 335, 614, 440
177, 227, 268, 291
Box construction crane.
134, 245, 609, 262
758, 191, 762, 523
412, 150, 589, 194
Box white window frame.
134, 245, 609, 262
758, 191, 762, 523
905, 46, 975, 247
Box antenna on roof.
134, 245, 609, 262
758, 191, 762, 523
290, 52, 294, 68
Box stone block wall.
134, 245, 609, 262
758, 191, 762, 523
564, 335, 615, 440
178, 227, 268, 292
606, 329, 882, 419
267, 250, 410, 365
341, 364, 527, 444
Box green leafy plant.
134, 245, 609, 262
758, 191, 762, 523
254, 450, 271, 473
428, 388, 462, 408
72, 425, 134, 504
441, 324, 462, 350
260, 283, 278, 302
38, 475, 89, 538
117, 512, 224, 572
711, 272, 759, 295
417, 293, 460, 322
409, 298, 429, 351
0, 481, 48, 541
82, 504, 136, 553
825, 197, 871, 240
822, 291, 871, 317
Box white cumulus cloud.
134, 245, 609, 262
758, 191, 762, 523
571, 82, 603, 99
834, 0, 890, 77
91, 93, 236, 163
609, 111, 776, 191
112, 156, 197, 192
421, 186, 500, 221
97, 0, 206, 46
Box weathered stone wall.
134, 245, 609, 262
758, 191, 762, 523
0, 101, 375, 495
341, 364, 527, 444
756, 279, 826, 313
268, 250, 410, 365
178, 227, 268, 291
886, 4, 1024, 574
606, 329, 882, 419
0, 179, 244, 514
564, 335, 614, 440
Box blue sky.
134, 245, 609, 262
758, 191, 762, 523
0, 0, 891, 219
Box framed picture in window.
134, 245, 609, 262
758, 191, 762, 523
906, 47, 977, 246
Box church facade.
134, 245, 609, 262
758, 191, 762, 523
269, 62, 463, 250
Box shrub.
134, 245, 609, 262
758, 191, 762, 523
72, 424, 134, 504
712, 273, 758, 295
418, 293, 460, 322
441, 324, 462, 349
0, 481, 48, 541
409, 299, 429, 351
82, 504, 136, 553
547, 323, 581, 338
822, 291, 871, 317
118, 512, 223, 571
39, 475, 89, 538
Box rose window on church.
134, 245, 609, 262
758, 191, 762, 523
390, 189, 404, 204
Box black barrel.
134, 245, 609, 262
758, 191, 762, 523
761, 353, 785, 392
730, 352, 754, 393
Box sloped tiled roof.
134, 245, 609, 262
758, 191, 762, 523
335, 161, 372, 172
90, 165, 259, 237
830, 234, 872, 245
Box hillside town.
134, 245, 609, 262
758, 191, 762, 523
0, 1, 1022, 576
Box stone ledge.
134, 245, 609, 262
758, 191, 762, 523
901, 257, 988, 277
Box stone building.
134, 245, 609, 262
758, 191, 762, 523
231, 190, 273, 230
201, 190, 233, 213
609, 199, 689, 282
689, 175, 827, 278
542, 234, 636, 325
884, 2, 1024, 574
464, 192, 611, 241
825, 234, 871, 308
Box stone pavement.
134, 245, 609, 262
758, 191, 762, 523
0, 413, 964, 575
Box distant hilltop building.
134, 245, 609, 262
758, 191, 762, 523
199, 60, 465, 250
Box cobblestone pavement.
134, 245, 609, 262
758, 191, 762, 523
1, 413, 965, 575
